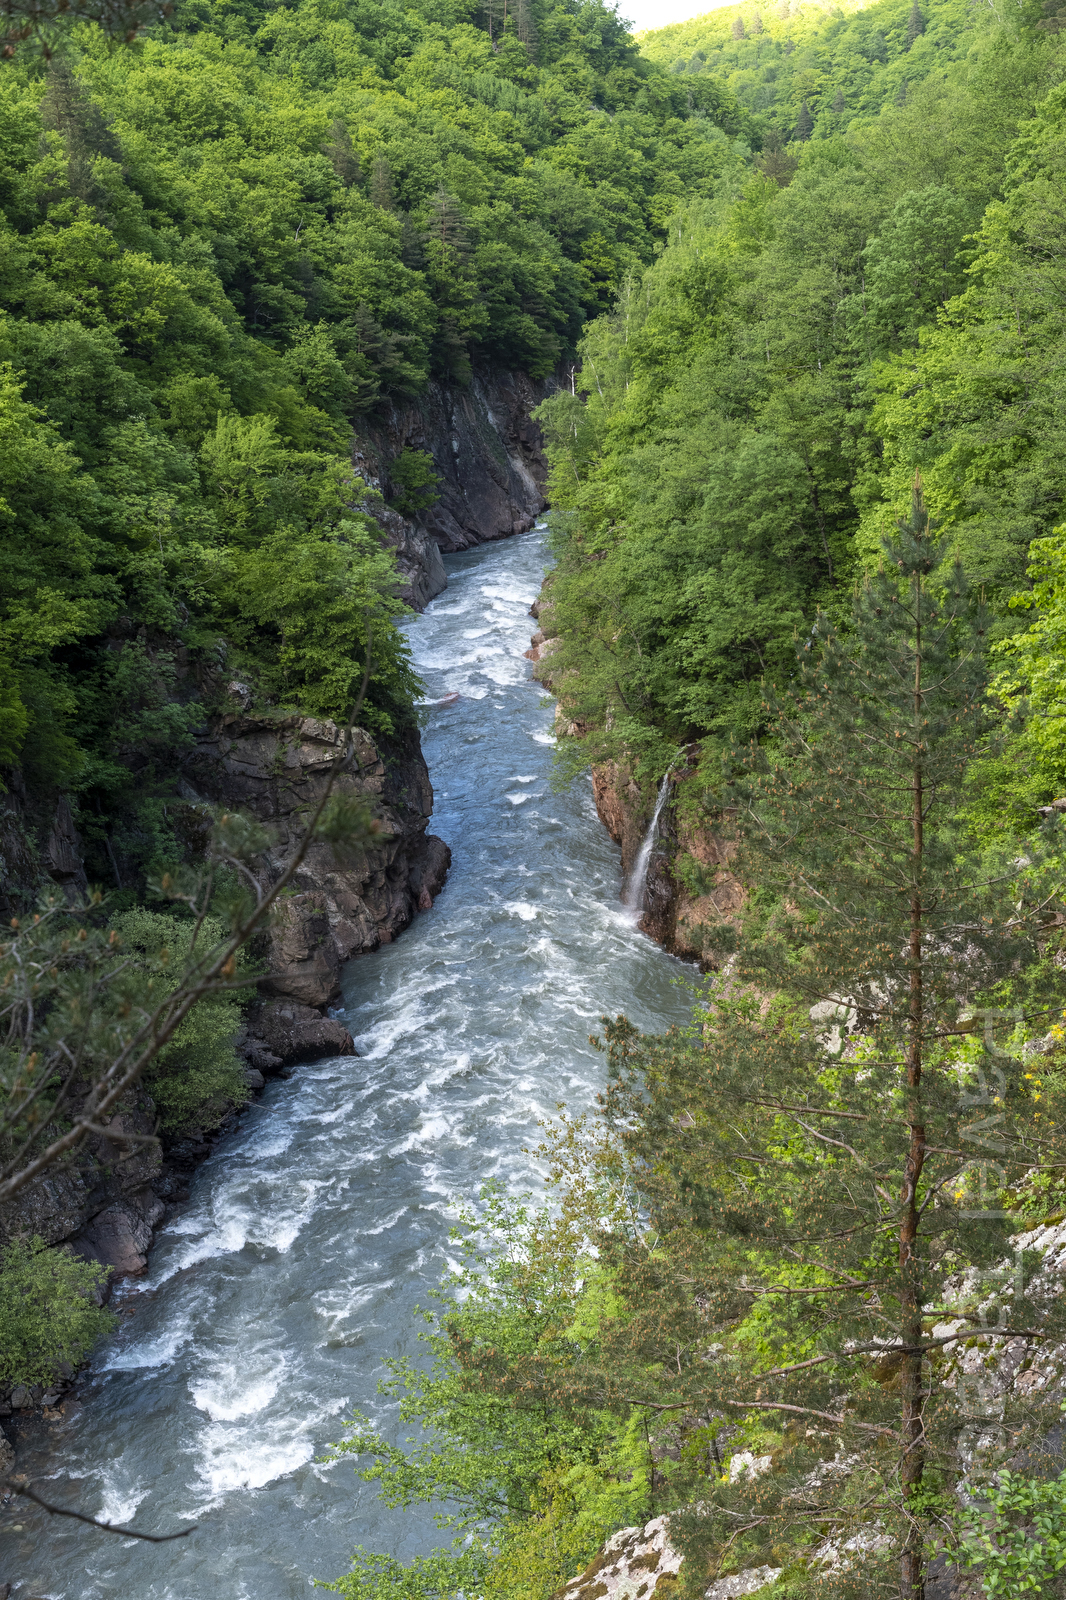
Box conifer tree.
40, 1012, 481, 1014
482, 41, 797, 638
906, 0, 925, 47
731, 14, 746, 39
369, 155, 395, 212
515, 0, 537, 55
793, 98, 813, 139
598, 478, 1066, 1597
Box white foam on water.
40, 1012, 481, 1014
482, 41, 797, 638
408, 1053, 473, 1100
504, 902, 538, 921
102, 1323, 191, 1371
511, 774, 538, 782
479, 583, 538, 605
530, 730, 556, 744
506, 792, 533, 805
193, 1413, 322, 1500
95, 1479, 150, 1528
363, 1206, 409, 1237
191, 1358, 284, 1422
312, 1279, 393, 1338
387, 1111, 473, 1157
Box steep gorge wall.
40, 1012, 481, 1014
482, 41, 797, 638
0, 714, 449, 1320
356, 366, 554, 609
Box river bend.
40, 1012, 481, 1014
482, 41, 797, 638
12, 528, 694, 1599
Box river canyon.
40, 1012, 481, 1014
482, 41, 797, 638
8, 528, 696, 1600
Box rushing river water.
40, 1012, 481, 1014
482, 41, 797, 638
11, 528, 696, 1600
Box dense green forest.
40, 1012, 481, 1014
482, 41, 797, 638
535, 0, 1066, 827
0, 0, 747, 890
641, 0, 985, 144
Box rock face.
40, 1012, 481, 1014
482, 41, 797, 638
590, 760, 744, 967
185, 714, 450, 1005
0, 1090, 164, 1282
0, 715, 449, 1311
0, 772, 90, 919
557, 1515, 781, 1600
354, 366, 553, 610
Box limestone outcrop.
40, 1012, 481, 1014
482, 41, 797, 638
556, 1515, 781, 1600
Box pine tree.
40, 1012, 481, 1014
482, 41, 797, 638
731, 14, 746, 39
599, 478, 1066, 1597
832, 86, 845, 112
793, 98, 814, 140
323, 119, 361, 188
515, 0, 537, 56
369, 154, 394, 211
751, 8, 763, 32
906, 0, 924, 46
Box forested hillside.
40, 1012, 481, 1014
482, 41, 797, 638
641, 0, 984, 143
13, 0, 1066, 1593
0, 0, 747, 891
536, 0, 1066, 824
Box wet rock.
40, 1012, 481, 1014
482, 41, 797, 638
8, 1389, 30, 1413
69, 1189, 164, 1280
249, 999, 356, 1066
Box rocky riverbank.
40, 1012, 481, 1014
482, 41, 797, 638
0, 712, 449, 1427
0, 359, 553, 1431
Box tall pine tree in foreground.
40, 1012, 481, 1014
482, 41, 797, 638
601, 478, 1066, 1597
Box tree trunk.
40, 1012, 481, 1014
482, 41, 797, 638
899, 576, 927, 1599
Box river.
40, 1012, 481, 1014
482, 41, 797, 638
11, 527, 696, 1600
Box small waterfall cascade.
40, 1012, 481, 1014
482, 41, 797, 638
624, 769, 673, 916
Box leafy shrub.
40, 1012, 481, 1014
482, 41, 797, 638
0, 1237, 114, 1387
108, 909, 250, 1131
387, 449, 441, 518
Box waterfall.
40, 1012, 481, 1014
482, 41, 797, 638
624, 769, 673, 916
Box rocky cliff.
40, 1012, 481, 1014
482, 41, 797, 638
357, 366, 553, 610
185, 712, 450, 1018
0, 712, 449, 1347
